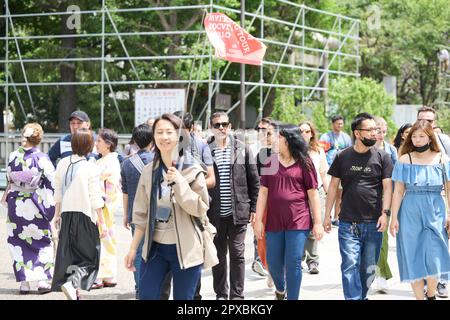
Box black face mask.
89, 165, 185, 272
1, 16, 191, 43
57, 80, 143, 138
412, 144, 430, 153
361, 137, 377, 147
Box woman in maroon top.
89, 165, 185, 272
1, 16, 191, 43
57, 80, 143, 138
254, 124, 324, 300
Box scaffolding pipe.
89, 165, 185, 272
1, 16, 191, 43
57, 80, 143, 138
240, 0, 246, 129
101, 0, 105, 127
258, 0, 264, 124
305, 20, 359, 102
105, 6, 141, 82
6, 4, 36, 116
8, 72, 27, 119
0, 55, 211, 64
0, 4, 211, 19
262, 6, 304, 109
213, 5, 359, 40
227, 85, 259, 115
0, 30, 206, 41
4, 0, 9, 163
0, 79, 329, 88
104, 69, 126, 132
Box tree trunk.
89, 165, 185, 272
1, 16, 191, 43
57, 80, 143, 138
58, 6, 77, 133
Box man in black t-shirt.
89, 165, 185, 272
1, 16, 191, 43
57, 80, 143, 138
324, 113, 393, 300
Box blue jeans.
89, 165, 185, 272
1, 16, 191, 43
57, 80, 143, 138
138, 243, 202, 300
265, 230, 309, 300
338, 221, 383, 300
131, 224, 144, 291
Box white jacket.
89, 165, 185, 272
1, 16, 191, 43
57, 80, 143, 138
54, 155, 104, 224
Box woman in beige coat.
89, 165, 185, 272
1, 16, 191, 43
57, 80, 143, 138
124, 113, 209, 300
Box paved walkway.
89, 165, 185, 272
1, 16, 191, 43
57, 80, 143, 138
0, 193, 420, 300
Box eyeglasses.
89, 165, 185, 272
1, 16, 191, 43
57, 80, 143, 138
357, 127, 378, 132
301, 130, 311, 134
418, 118, 434, 123
256, 127, 267, 132
212, 122, 229, 129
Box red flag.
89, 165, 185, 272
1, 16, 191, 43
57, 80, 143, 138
204, 13, 267, 66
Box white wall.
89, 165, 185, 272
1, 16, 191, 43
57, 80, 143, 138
392, 104, 421, 127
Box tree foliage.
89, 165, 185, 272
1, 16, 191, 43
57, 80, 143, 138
0, 0, 448, 133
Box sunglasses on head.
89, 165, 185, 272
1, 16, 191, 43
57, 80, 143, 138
212, 122, 229, 129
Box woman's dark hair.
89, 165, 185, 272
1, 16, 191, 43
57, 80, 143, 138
98, 128, 118, 152
71, 129, 94, 156
278, 124, 312, 170
132, 124, 153, 149
173, 111, 194, 130
393, 123, 412, 150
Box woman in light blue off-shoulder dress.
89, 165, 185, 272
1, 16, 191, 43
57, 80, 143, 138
390, 120, 450, 300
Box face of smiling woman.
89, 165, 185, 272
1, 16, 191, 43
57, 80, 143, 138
154, 119, 179, 156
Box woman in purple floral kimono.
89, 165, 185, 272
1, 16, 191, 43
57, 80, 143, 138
5, 123, 56, 294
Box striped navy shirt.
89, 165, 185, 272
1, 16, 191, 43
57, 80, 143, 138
214, 146, 233, 218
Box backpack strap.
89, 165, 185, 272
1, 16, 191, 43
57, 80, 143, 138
327, 132, 336, 149
62, 156, 86, 197
129, 153, 145, 174
407, 153, 412, 164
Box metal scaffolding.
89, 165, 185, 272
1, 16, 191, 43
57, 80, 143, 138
1, 0, 360, 131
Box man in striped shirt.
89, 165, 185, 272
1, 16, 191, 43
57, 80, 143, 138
207, 112, 260, 300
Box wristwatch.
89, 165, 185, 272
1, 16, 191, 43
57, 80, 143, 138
383, 209, 391, 217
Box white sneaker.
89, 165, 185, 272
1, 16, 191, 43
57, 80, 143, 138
375, 277, 388, 294
61, 281, 77, 300
251, 260, 268, 277
267, 274, 274, 288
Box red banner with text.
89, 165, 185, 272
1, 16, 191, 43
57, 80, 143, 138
204, 13, 267, 66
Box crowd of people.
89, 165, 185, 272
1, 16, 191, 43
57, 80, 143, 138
2, 106, 450, 300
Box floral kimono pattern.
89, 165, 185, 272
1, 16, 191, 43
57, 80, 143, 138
96, 152, 121, 280
6, 146, 56, 282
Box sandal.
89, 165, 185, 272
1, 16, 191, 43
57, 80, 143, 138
37, 281, 52, 294
91, 282, 104, 290
103, 281, 117, 288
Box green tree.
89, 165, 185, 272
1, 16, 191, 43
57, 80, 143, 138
335, 0, 450, 106
328, 77, 395, 134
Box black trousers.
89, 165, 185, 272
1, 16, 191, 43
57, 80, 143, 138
211, 215, 247, 300
51, 211, 100, 292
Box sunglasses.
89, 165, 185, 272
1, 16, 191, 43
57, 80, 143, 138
212, 122, 229, 129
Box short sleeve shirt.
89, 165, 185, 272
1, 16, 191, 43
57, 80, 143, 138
260, 155, 318, 232
328, 147, 393, 222
319, 131, 352, 166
